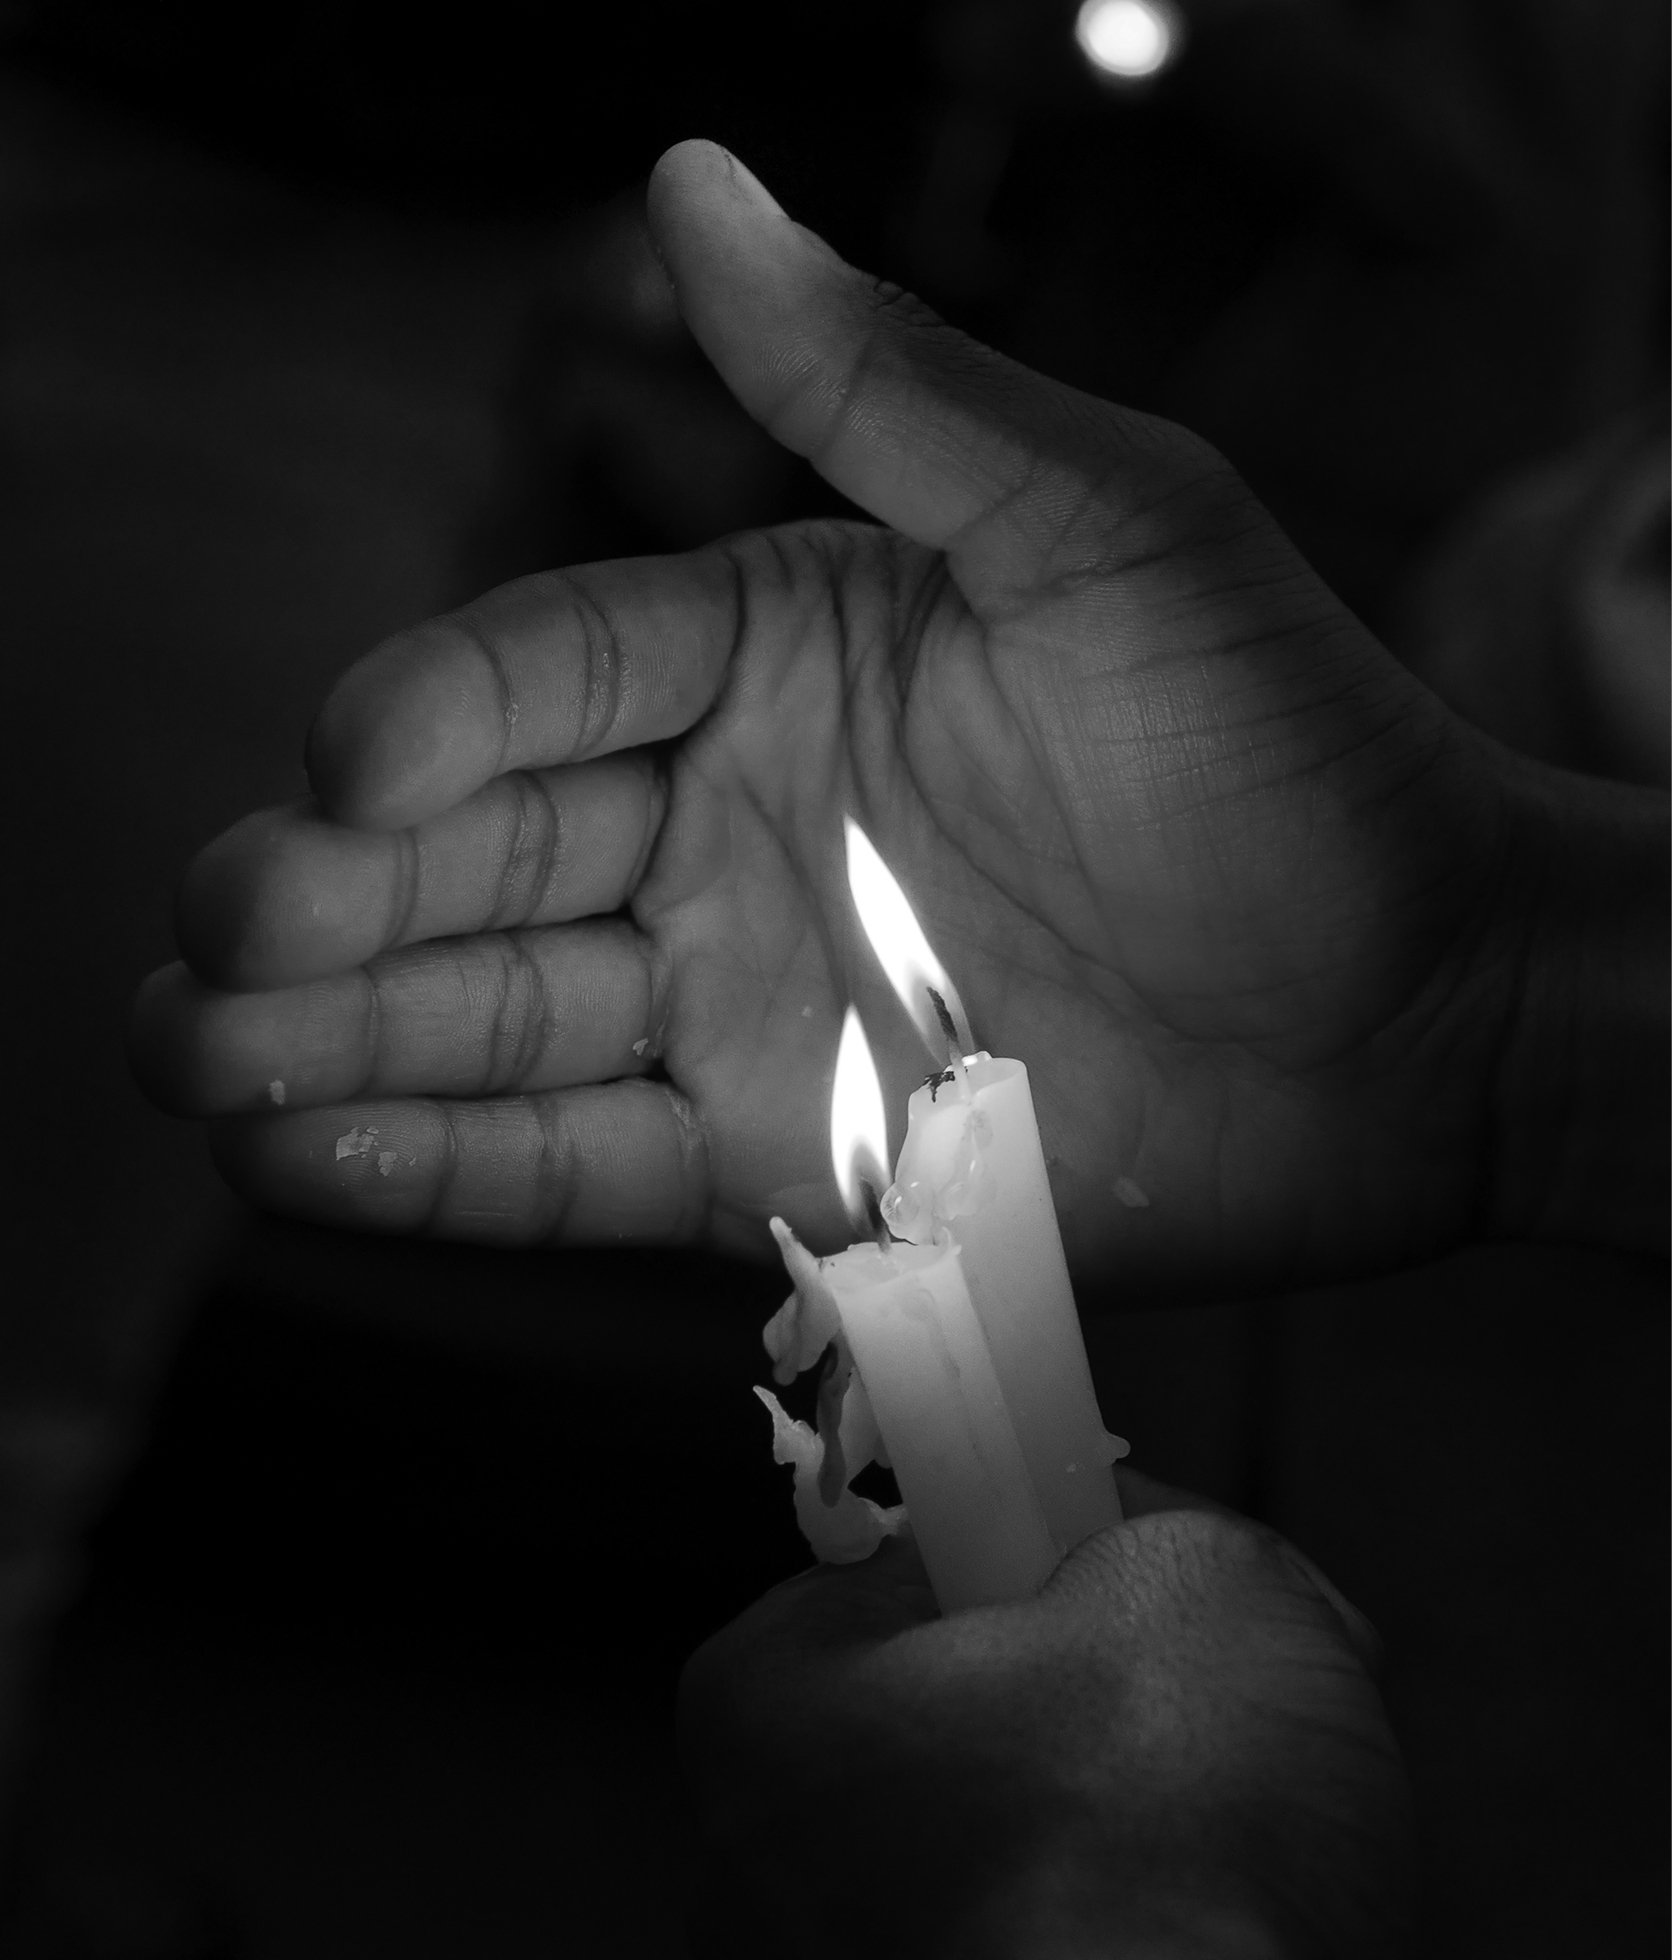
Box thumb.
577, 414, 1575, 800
1102, 1464, 1385, 1677
645, 138, 1205, 596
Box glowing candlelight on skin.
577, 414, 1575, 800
761, 1009, 1059, 1613
845, 821, 1127, 1552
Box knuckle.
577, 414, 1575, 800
564, 575, 627, 759
660, 1082, 715, 1243
449, 615, 521, 775
423, 1100, 465, 1237
490, 771, 565, 928
484, 934, 552, 1092
358, 967, 386, 1094
630, 754, 669, 893
386, 824, 422, 949
530, 1094, 581, 1242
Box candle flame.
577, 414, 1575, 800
844, 817, 975, 1061
830, 1004, 891, 1236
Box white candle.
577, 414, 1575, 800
843, 817, 1125, 1553
769, 1217, 1060, 1613
885, 1055, 1125, 1552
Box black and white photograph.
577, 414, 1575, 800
0, 2, 1668, 1954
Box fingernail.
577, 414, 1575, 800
716, 148, 786, 220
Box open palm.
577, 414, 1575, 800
131, 141, 1531, 1295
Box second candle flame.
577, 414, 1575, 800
844, 817, 976, 1061
830, 1005, 891, 1239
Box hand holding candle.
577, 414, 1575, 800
681, 1469, 1413, 1960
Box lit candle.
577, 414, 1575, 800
846, 819, 1126, 1553
762, 1009, 1060, 1614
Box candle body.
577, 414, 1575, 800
813, 1235, 1060, 1613
886, 1056, 1123, 1551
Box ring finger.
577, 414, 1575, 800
130, 919, 666, 1115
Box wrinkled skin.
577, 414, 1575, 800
681, 1467, 1416, 1960
124, 140, 1605, 1299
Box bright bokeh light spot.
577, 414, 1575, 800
844, 816, 974, 1060
1075, 0, 1177, 80
830, 1005, 891, 1230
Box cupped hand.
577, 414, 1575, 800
679, 1466, 1416, 1959
129, 139, 1535, 1290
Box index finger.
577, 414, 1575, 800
307, 547, 743, 831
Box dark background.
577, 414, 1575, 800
0, 1, 1667, 1953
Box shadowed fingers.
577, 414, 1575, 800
178, 754, 662, 991
208, 1080, 712, 1247
131, 920, 665, 1115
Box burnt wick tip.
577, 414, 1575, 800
926, 985, 960, 1050
859, 1177, 893, 1250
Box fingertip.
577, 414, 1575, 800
126, 962, 199, 1115
128, 963, 300, 1120
647, 137, 722, 201
177, 805, 395, 990
207, 1106, 438, 1235
176, 808, 291, 988
647, 138, 785, 235
644, 138, 845, 443
641, 137, 1031, 559
306, 619, 506, 830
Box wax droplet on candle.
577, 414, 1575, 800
267, 1079, 286, 1106
1113, 1176, 1150, 1209
754, 1386, 906, 1562
883, 1103, 996, 1237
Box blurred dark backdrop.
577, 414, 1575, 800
0, 2, 1667, 1954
